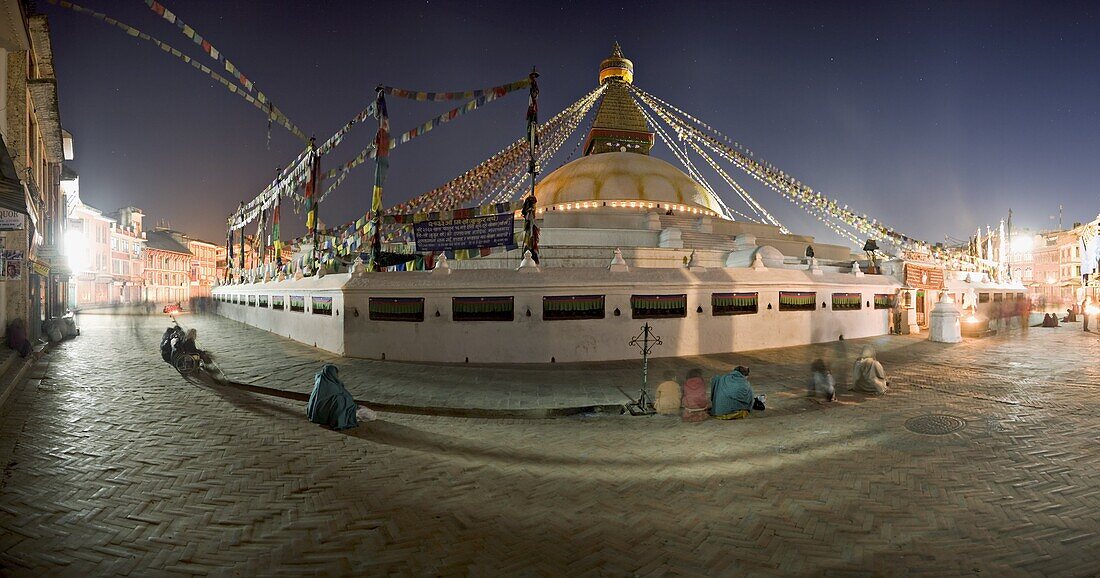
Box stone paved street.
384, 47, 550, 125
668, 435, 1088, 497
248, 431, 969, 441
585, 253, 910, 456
1, 313, 1098, 575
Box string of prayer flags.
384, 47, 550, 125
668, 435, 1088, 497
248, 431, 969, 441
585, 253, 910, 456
383, 78, 532, 102
143, 1, 255, 94
50, 0, 308, 142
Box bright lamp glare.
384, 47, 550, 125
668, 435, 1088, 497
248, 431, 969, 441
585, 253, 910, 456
65, 230, 89, 272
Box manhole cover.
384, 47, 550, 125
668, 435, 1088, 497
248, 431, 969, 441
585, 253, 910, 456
905, 414, 966, 435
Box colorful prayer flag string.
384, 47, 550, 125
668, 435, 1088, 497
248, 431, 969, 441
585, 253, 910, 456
49, 0, 308, 143
383, 78, 532, 102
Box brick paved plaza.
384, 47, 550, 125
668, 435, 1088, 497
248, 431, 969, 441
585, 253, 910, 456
1, 313, 1098, 575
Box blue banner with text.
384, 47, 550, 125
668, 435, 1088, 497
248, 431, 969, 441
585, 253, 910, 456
413, 213, 515, 252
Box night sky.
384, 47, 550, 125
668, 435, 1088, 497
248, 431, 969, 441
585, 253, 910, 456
48, 0, 1100, 245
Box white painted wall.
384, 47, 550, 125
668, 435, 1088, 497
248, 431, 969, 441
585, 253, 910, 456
213, 274, 346, 354
215, 265, 900, 363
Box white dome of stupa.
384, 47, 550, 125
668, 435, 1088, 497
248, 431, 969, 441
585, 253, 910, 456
531, 152, 721, 215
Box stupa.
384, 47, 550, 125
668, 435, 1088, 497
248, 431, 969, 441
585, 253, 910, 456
213, 46, 936, 363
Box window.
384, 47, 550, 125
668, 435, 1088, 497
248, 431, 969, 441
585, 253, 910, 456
289, 295, 306, 312
312, 296, 333, 315
992, 293, 1003, 302
272, 296, 285, 310
979, 293, 990, 303
369, 297, 425, 322
832, 293, 862, 311
631, 294, 687, 319
711, 292, 758, 316
453, 296, 514, 321
248, 295, 256, 306
779, 291, 817, 311
542, 295, 605, 320
259, 295, 268, 308
874, 294, 896, 309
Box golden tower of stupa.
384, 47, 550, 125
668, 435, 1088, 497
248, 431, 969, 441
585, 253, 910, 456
583, 43, 655, 156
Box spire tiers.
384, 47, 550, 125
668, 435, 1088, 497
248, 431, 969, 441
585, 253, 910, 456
599, 41, 634, 85
584, 43, 653, 156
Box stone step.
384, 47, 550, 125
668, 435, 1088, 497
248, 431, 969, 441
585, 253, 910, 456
0, 345, 45, 410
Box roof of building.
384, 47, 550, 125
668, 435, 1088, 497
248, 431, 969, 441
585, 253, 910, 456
145, 230, 192, 255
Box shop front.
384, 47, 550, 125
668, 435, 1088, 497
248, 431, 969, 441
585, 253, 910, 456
903, 262, 946, 332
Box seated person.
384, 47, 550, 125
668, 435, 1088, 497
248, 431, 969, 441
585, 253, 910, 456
653, 371, 682, 416
710, 365, 755, 419
306, 364, 360, 430
808, 358, 837, 401
6, 318, 32, 358
160, 326, 181, 362
850, 346, 889, 395
172, 328, 212, 365
681, 368, 710, 422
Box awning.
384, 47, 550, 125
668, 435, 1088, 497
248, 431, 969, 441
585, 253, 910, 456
0, 137, 27, 215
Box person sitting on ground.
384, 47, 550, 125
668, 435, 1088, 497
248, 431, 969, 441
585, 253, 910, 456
172, 328, 213, 365
160, 325, 181, 362
307, 364, 378, 429
653, 371, 682, 416
681, 368, 710, 422
809, 358, 836, 401
850, 345, 889, 395
6, 318, 32, 358
710, 365, 755, 419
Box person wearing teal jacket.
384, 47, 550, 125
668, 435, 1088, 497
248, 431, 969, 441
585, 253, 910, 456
307, 364, 359, 430
710, 366, 755, 417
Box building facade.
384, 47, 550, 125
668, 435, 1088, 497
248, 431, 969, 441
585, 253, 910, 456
1, 4, 69, 337
143, 230, 191, 304
186, 238, 218, 298
107, 207, 145, 303
66, 195, 113, 306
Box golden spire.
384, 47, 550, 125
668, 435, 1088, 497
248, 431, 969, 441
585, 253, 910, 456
599, 41, 634, 85
584, 43, 653, 156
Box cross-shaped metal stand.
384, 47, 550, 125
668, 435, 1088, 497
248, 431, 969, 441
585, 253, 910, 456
627, 322, 662, 415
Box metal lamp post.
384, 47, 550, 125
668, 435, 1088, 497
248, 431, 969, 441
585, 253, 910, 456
627, 322, 662, 415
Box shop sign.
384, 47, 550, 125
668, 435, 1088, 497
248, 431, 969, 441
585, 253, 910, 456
0, 209, 25, 231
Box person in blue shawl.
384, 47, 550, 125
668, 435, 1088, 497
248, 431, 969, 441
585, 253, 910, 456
710, 365, 755, 419
307, 364, 359, 430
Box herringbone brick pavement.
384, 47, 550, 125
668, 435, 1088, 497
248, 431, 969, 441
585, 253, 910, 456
0, 315, 1097, 576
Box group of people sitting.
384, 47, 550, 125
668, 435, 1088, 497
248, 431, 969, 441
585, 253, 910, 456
1041, 313, 1061, 327
653, 365, 765, 421
653, 345, 890, 421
